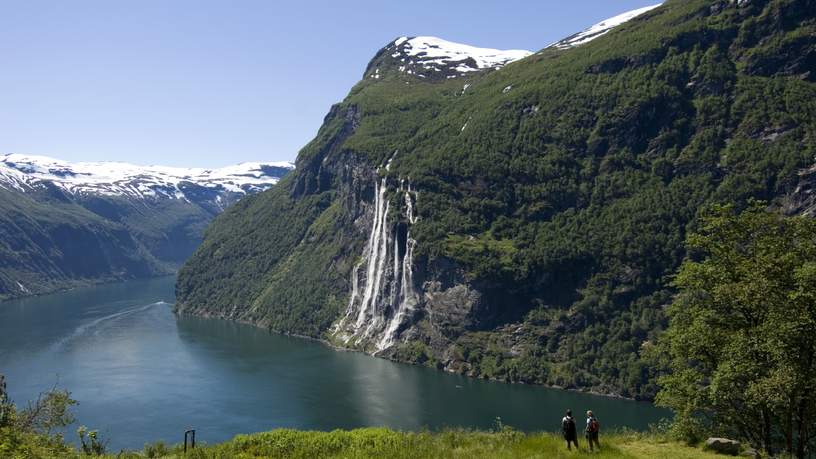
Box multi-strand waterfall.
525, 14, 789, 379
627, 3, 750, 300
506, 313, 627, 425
354, 177, 390, 332
334, 176, 418, 352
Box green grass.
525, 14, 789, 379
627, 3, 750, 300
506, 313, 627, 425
100, 429, 720, 459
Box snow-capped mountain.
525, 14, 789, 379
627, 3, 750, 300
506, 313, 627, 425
370, 36, 532, 79
0, 153, 293, 201
365, 4, 663, 81
549, 4, 663, 49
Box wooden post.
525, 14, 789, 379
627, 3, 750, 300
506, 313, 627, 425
184, 429, 196, 453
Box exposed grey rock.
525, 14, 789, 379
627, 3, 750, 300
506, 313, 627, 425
782, 163, 816, 217
425, 282, 482, 336
704, 437, 741, 456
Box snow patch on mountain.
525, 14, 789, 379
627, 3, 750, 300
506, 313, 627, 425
373, 4, 663, 79
0, 153, 294, 200
386, 36, 532, 76
550, 4, 662, 49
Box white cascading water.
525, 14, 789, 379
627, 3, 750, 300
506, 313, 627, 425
335, 176, 418, 351
354, 177, 389, 330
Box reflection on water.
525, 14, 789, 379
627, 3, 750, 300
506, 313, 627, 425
0, 276, 668, 450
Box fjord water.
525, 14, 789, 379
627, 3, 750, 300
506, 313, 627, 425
0, 276, 667, 450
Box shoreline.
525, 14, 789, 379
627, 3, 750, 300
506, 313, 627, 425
174, 307, 658, 405
0, 272, 178, 305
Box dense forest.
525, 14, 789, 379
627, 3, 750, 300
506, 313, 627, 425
177, 0, 816, 400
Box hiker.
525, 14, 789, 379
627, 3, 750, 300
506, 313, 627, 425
585, 410, 600, 452
561, 409, 579, 450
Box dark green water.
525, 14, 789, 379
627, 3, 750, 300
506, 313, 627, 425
0, 276, 668, 450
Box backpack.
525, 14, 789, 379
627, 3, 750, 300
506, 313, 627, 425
562, 417, 575, 433
588, 417, 600, 433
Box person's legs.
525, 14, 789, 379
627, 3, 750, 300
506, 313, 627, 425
567, 438, 578, 450
588, 434, 600, 451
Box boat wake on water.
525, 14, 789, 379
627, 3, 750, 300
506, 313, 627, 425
50, 301, 170, 351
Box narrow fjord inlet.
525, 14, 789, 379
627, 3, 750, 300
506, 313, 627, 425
0, 276, 666, 450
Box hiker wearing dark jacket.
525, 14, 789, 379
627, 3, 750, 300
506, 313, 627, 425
585, 410, 600, 452
561, 409, 579, 450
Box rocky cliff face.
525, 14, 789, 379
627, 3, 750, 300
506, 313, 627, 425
784, 163, 816, 217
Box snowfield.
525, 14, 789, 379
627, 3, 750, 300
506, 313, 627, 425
0, 153, 294, 200
390, 36, 532, 74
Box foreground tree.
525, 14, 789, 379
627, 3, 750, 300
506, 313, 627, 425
0, 377, 85, 457
656, 203, 816, 458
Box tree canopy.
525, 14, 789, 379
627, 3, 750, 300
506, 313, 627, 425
656, 203, 816, 458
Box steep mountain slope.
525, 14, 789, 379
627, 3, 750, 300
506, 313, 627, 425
177, 0, 816, 399
0, 155, 292, 300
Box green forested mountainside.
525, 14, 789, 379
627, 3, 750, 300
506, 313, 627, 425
177, 0, 816, 399
0, 187, 168, 300
79, 194, 214, 264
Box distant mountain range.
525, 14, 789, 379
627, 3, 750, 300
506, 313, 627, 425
0, 154, 293, 301
0, 154, 292, 201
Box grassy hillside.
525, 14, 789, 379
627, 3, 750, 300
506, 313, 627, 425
177, 0, 816, 399
139, 429, 725, 459
3, 428, 725, 459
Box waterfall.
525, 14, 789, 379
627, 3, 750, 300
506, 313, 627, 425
335, 175, 418, 351
355, 178, 389, 330
376, 182, 418, 350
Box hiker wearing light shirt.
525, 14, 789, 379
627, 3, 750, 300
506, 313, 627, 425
585, 410, 600, 452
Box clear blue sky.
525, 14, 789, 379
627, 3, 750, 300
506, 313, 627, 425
0, 0, 659, 167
